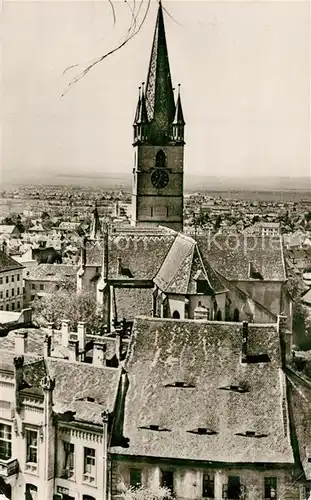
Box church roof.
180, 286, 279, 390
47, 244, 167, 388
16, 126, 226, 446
197, 235, 286, 281
145, 2, 175, 143
111, 317, 294, 464
154, 233, 226, 295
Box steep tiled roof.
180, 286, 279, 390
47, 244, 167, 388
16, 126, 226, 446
24, 263, 77, 284
0, 250, 24, 272
108, 233, 175, 280
113, 288, 154, 321
0, 328, 46, 356
287, 369, 311, 480
111, 317, 294, 464
0, 329, 121, 425
154, 233, 226, 295
197, 235, 286, 281
46, 359, 121, 425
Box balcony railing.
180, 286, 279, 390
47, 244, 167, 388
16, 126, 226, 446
0, 458, 19, 477
223, 484, 246, 500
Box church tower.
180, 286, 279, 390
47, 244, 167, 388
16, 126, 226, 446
131, 1, 185, 231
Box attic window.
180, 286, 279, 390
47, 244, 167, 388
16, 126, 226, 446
138, 425, 170, 432
187, 428, 217, 436
76, 396, 96, 403
235, 431, 268, 439
219, 384, 249, 393
165, 381, 195, 388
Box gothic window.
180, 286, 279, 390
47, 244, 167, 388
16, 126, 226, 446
155, 150, 166, 168
172, 310, 180, 319
233, 308, 240, 322
216, 310, 222, 321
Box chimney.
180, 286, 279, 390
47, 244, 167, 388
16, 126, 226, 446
68, 339, 79, 362
93, 339, 106, 367
193, 301, 209, 321
277, 315, 292, 365
44, 334, 52, 358
15, 330, 28, 355
242, 321, 248, 362
77, 321, 86, 351
13, 356, 24, 413
61, 320, 70, 347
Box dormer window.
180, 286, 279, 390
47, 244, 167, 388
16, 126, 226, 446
165, 381, 195, 388
187, 427, 217, 435
138, 424, 170, 432
219, 384, 249, 393
235, 431, 268, 438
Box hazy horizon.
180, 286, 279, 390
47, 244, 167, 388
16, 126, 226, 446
2, 0, 310, 184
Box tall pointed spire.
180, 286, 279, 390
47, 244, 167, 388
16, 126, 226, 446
173, 84, 185, 125
90, 202, 102, 240
145, 1, 175, 144
137, 82, 148, 124
133, 86, 142, 125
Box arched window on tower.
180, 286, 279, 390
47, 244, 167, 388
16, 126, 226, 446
155, 150, 166, 168
172, 310, 180, 319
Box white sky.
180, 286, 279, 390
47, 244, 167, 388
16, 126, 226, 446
1, 0, 310, 184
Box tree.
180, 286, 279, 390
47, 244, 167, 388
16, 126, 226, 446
3, 214, 25, 233
31, 290, 105, 334
122, 485, 173, 500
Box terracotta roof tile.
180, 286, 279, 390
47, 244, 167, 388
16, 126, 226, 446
111, 317, 293, 464
0, 250, 24, 272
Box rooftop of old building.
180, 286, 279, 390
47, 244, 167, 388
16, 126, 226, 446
111, 316, 293, 464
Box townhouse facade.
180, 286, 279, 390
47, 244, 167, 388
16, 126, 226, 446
0, 250, 24, 312
0, 326, 121, 500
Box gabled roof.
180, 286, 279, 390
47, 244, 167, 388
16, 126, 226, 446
0, 329, 121, 426
46, 358, 121, 424
0, 225, 18, 234
154, 233, 226, 295
0, 250, 24, 273
24, 263, 77, 284
111, 317, 294, 464
197, 235, 286, 281
108, 232, 175, 280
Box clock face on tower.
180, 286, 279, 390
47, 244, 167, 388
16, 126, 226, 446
151, 169, 169, 189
